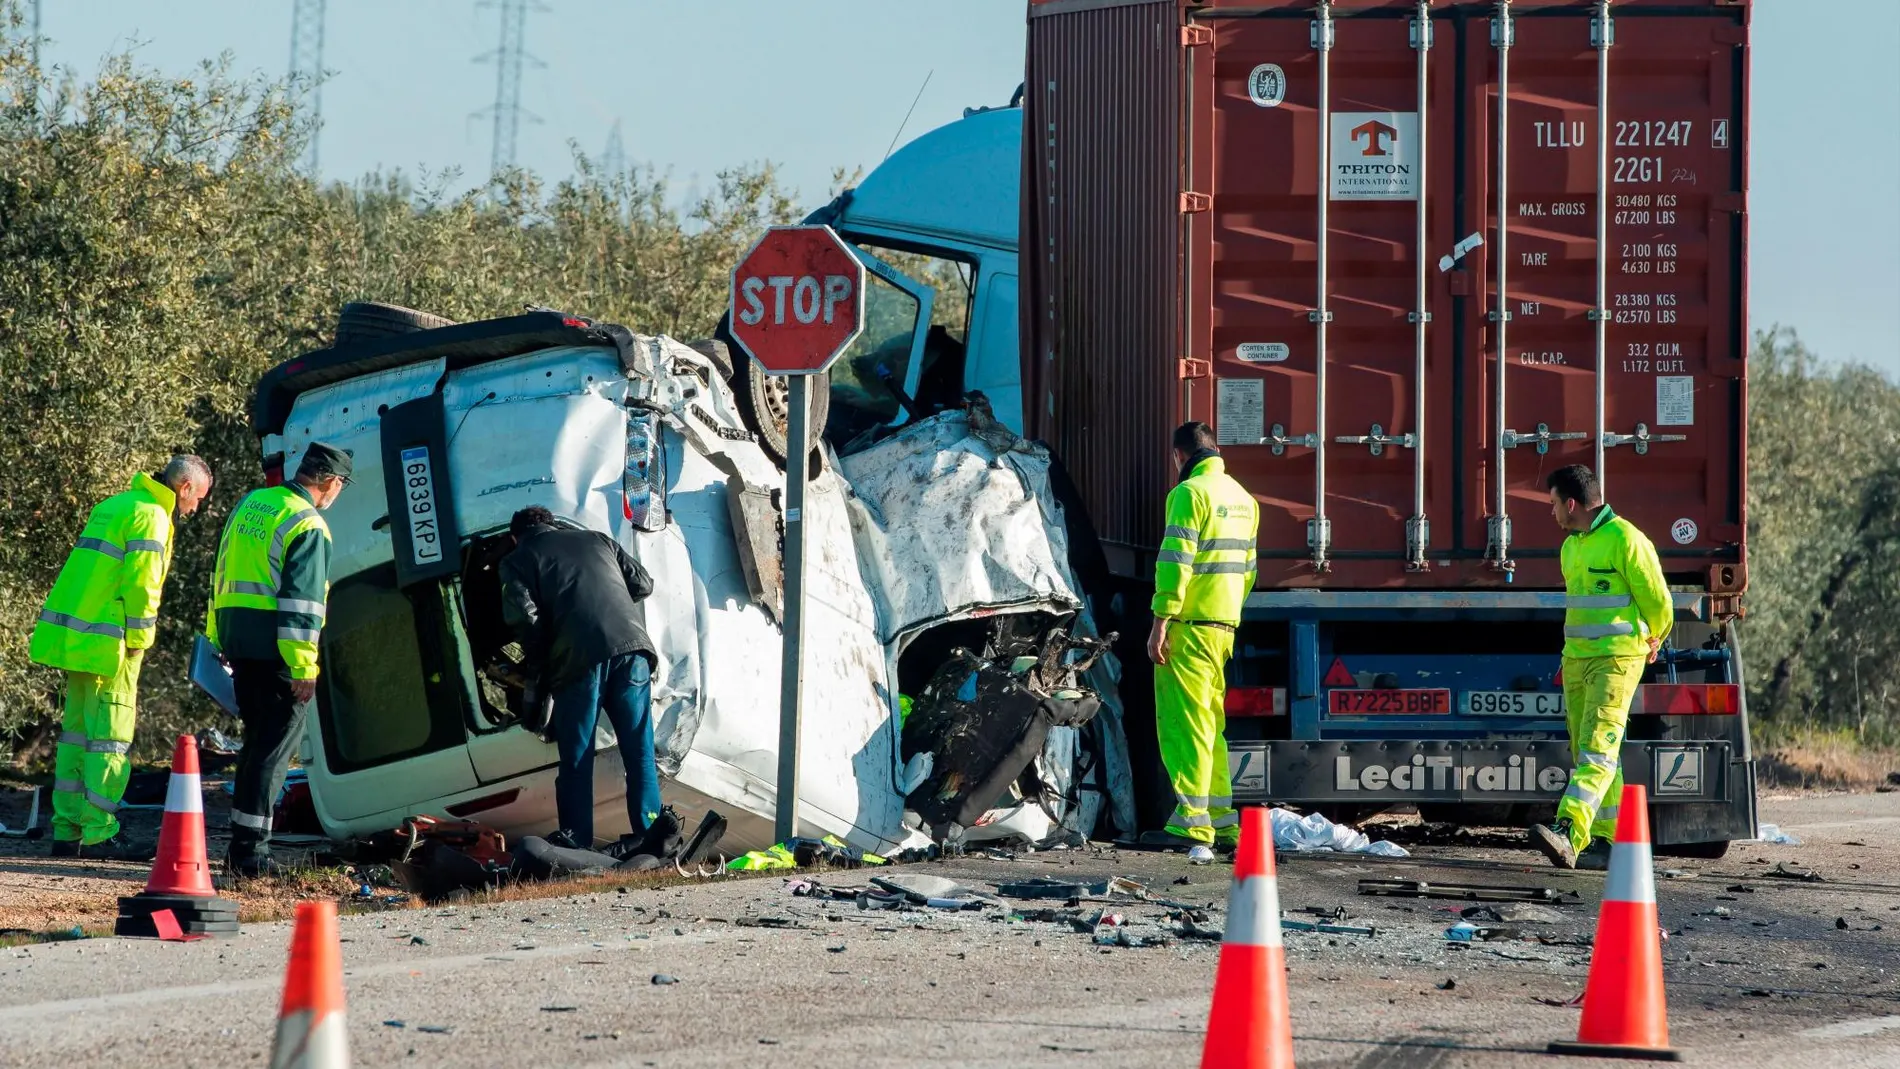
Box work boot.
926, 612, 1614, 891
1575, 837, 1614, 871
599, 808, 683, 863
49, 838, 80, 858
227, 854, 288, 880
82, 833, 155, 862
1529, 820, 1579, 869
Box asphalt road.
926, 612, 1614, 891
3, 791, 1898, 1069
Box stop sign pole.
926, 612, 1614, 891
727, 225, 866, 844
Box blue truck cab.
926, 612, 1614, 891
832, 99, 1756, 855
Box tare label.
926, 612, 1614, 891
400, 445, 443, 567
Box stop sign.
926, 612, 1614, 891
728, 225, 866, 375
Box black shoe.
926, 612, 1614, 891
602, 807, 684, 863
1529, 820, 1579, 869
543, 829, 587, 851
228, 855, 287, 879
1576, 837, 1614, 871
49, 839, 80, 858
82, 834, 156, 862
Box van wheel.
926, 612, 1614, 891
1655, 839, 1730, 860
714, 314, 831, 463
335, 301, 456, 347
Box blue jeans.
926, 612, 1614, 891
551, 652, 660, 846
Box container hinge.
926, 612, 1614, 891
1586, 308, 1610, 322
1262, 423, 1319, 457
1181, 24, 1213, 48
1407, 311, 1434, 324
1501, 423, 1589, 455
1334, 423, 1416, 458
1602, 422, 1687, 456
1490, 10, 1514, 49
1179, 191, 1212, 214
1308, 309, 1335, 324
1410, 14, 1433, 51
1488, 309, 1513, 323
1178, 358, 1211, 379
1590, 13, 1614, 49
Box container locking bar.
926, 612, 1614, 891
1334, 424, 1415, 457
1261, 423, 1320, 457
1501, 423, 1590, 456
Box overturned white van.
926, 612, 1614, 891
243, 308, 1133, 856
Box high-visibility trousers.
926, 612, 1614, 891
51, 649, 143, 846
1154, 621, 1237, 846
1556, 653, 1645, 853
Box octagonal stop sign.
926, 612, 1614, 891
728, 225, 866, 375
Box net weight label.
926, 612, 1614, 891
401, 445, 443, 566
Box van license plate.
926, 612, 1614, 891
1461, 691, 1567, 717
1328, 689, 1451, 715
400, 445, 443, 566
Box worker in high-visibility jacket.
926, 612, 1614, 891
1143, 422, 1258, 863
1530, 464, 1672, 870
205, 442, 350, 878
30, 456, 214, 859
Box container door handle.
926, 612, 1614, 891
1500, 423, 1590, 456
1333, 424, 1416, 457
1261, 423, 1320, 457
1602, 423, 1686, 456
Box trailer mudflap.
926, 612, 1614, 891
1229, 740, 1732, 808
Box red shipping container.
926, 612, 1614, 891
1023, 0, 1748, 600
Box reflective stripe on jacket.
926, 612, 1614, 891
206, 484, 331, 680
1151, 456, 1259, 625
29, 473, 176, 676
1558, 505, 1673, 659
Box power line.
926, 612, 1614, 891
289, 0, 327, 175
473, 0, 547, 184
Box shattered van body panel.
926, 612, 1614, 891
279, 331, 1120, 857
839, 413, 1138, 841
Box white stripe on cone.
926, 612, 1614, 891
1605, 842, 1656, 904
269, 1009, 349, 1069
1222, 875, 1284, 948
165, 772, 204, 815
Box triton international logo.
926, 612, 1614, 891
1330, 112, 1419, 201
1350, 119, 1399, 157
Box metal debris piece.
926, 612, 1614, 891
1362, 879, 1564, 904
733, 916, 805, 929
417, 1025, 454, 1035
996, 877, 1107, 900
1765, 863, 1823, 883
1436, 978, 1457, 991
651, 974, 678, 985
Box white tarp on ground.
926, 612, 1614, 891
838, 407, 1139, 841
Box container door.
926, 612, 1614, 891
1202, 7, 1456, 586
1464, 6, 1747, 583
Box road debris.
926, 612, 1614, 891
651, 974, 678, 985
1267, 808, 1408, 857
1360, 879, 1568, 904
1750, 823, 1803, 845
1764, 862, 1824, 883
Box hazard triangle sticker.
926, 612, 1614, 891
1323, 657, 1356, 688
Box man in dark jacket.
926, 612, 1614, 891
500, 507, 663, 852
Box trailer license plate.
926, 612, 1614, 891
400, 445, 443, 566
1328, 689, 1452, 715
1462, 691, 1568, 717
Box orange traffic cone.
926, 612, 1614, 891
1200, 806, 1296, 1069
1549, 783, 1681, 1062
270, 900, 350, 1069
115, 735, 240, 938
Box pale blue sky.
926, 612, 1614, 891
31, 0, 1900, 376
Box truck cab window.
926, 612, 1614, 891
826, 244, 976, 451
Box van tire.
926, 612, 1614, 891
335, 302, 456, 347
714, 314, 832, 463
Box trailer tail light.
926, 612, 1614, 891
1640, 683, 1741, 715
623, 406, 668, 533
1226, 686, 1286, 718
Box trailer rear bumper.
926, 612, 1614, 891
1228, 738, 1757, 846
